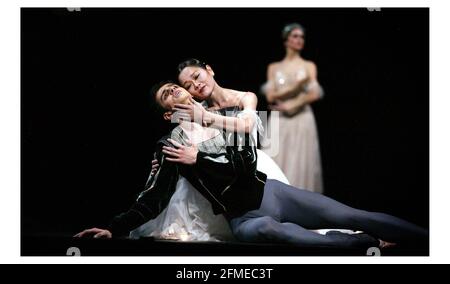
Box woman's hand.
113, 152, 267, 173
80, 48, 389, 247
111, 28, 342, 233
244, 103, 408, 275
74, 228, 112, 239
151, 159, 159, 175
270, 100, 299, 116
270, 96, 306, 116
269, 100, 290, 112
162, 138, 198, 165
173, 97, 208, 124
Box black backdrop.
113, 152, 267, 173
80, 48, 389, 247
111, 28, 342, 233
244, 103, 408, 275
21, 8, 429, 236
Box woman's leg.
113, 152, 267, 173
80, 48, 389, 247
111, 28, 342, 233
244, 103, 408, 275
230, 216, 379, 249
266, 179, 428, 244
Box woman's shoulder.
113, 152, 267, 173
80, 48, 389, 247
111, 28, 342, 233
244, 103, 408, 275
242, 91, 257, 101
233, 90, 257, 106
303, 60, 317, 70
267, 61, 282, 70
227, 88, 255, 99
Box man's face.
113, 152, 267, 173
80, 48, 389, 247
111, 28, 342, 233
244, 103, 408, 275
155, 83, 192, 111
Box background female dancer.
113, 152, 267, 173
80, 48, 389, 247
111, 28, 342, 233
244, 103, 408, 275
262, 23, 324, 193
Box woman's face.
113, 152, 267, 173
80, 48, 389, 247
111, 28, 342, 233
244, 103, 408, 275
178, 65, 216, 101
285, 28, 305, 51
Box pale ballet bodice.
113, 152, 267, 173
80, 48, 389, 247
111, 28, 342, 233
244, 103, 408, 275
273, 66, 308, 92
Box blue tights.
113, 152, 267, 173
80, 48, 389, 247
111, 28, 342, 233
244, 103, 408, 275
229, 179, 428, 248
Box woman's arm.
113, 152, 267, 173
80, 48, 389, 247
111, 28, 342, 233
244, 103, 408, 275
270, 62, 323, 115
265, 63, 309, 103
174, 93, 258, 134
203, 92, 258, 133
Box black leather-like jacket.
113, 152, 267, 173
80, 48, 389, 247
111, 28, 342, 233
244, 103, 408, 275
108, 130, 267, 237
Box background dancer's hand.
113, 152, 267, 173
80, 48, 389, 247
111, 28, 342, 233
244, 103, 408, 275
270, 98, 305, 116
269, 100, 289, 112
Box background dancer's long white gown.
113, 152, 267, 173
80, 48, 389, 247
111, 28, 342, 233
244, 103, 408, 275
262, 67, 324, 193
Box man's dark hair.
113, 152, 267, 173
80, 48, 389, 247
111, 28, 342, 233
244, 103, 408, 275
149, 80, 174, 117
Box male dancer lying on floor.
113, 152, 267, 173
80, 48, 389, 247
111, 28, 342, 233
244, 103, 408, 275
76, 82, 428, 249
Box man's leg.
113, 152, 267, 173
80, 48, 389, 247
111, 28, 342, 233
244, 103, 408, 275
266, 179, 428, 244
230, 216, 379, 249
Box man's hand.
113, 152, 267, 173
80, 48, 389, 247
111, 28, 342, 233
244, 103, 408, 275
162, 138, 198, 165
74, 228, 112, 239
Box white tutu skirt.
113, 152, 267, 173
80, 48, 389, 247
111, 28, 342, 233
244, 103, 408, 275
130, 150, 289, 241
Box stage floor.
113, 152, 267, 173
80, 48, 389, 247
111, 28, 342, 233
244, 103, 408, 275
21, 235, 428, 256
